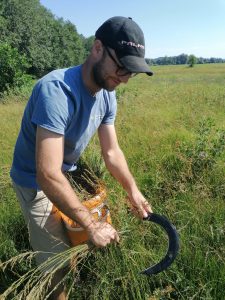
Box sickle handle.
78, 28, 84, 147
141, 213, 179, 276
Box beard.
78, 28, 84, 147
92, 56, 116, 92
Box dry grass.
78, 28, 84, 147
0, 244, 89, 299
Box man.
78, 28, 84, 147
10, 16, 153, 299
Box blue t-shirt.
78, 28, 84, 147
10, 65, 117, 188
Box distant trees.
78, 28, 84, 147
148, 54, 188, 66
80, 35, 95, 59
148, 54, 225, 66
0, 0, 90, 79
0, 43, 30, 94
0, 0, 95, 94
187, 54, 197, 67
0, 0, 224, 94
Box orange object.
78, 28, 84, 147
60, 187, 112, 246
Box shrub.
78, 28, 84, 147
157, 118, 225, 199
0, 43, 31, 95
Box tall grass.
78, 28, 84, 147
0, 63, 225, 299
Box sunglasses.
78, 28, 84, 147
104, 46, 137, 77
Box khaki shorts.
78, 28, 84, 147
12, 181, 70, 269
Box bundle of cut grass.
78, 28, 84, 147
0, 244, 90, 299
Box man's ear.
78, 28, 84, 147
93, 39, 104, 57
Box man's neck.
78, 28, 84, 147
81, 62, 101, 96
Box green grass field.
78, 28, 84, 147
0, 63, 225, 299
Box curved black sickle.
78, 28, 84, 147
141, 213, 179, 276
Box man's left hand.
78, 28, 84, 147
127, 190, 153, 219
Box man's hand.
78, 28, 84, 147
127, 190, 152, 219
86, 221, 120, 248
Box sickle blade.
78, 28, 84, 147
141, 213, 179, 276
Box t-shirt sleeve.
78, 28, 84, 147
101, 91, 117, 125
31, 80, 74, 135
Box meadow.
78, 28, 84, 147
0, 63, 225, 299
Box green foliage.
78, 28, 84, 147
149, 53, 225, 65
157, 118, 225, 200
50, 20, 85, 71
181, 118, 225, 176
115, 86, 127, 102
80, 35, 95, 59
0, 0, 88, 78
0, 177, 32, 293
0, 43, 31, 95
188, 54, 197, 67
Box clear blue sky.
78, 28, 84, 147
40, 0, 225, 59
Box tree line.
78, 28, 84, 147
0, 0, 94, 94
0, 0, 224, 95
146, 54, 225, 66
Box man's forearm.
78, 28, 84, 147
37, 171, 96, 229
37, 170, 120, 247
103, 147, 152, 218
103, 147, 138, 196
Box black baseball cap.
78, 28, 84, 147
95, 16, 153, 76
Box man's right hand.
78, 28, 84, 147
86, 221, 120, 247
